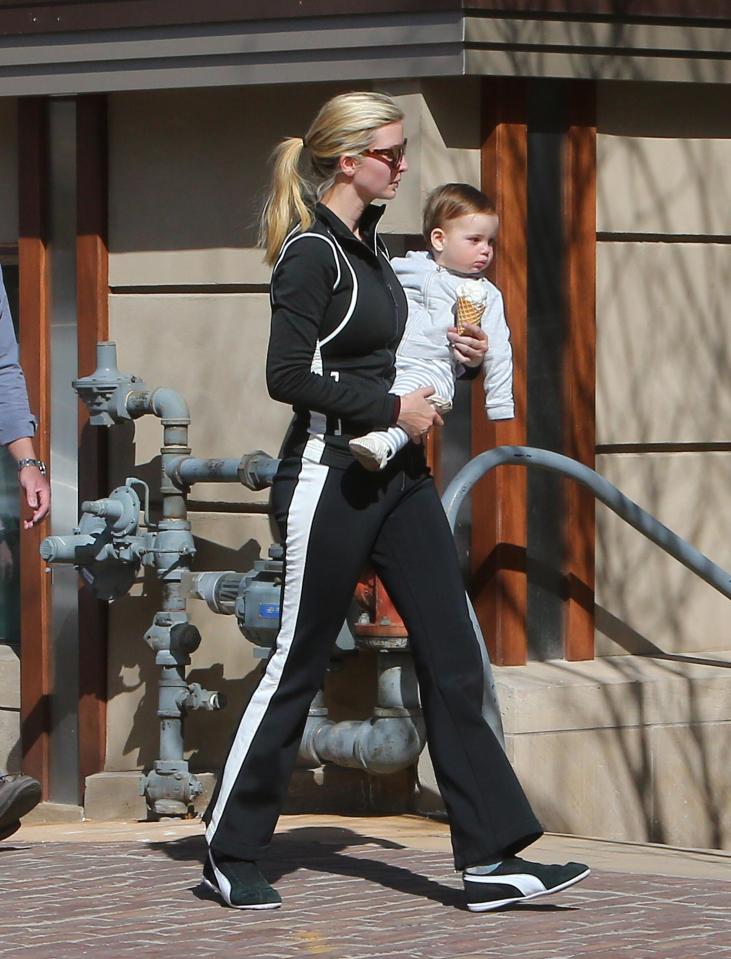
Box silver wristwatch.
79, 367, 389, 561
16, 458, 47, 476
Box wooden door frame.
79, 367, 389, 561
17, 93, 110, 795
474, 77, 530, 666
76, 93, 109, 788
562, 81, 596, 662
18, 96, 52, 792
474, 77, 597, 665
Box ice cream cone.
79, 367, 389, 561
456, 296, 486, 333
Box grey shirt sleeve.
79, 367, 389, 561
0, 264, 37, 446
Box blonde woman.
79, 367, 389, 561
202, 92, 589, 912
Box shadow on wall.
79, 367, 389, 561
108, 83, 360, 255
513, 647, 731, 849
593, 606, 730, 850
594, 78, 731, 660
107, 538, 268, 771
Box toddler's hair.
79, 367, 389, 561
422, 183, 496, 248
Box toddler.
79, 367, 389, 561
349, 183, 514, 470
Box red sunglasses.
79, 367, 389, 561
360, 138, 408, 170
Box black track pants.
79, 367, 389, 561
204, 447, 542, 870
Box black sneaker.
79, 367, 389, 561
202, 851, 282, 910
0, 775, 42, 841
463, 857, 590, 912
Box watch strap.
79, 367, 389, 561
16, 458, 47, 475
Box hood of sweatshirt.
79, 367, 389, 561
390, 250, 438, 306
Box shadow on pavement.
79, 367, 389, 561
151, 826, 465, 908
152, 828, 578, 911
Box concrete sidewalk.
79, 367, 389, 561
2, 814, 730, 958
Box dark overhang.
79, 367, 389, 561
0, 0, 728, 94
0, 1, 729, 36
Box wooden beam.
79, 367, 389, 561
475, 77, 528, 666
562, 80, 596, 661
17, 96, 52, 794
76, 94, 109, 787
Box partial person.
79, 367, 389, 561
0, 264, 49, 840
201, 92, 589, 912
350, 183, 514, 471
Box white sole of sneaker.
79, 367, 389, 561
201, 877, 282, 910
465, 867, 591, 913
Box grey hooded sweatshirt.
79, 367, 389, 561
391, 250, 514, 421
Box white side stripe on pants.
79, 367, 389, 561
205, 449, 329, 844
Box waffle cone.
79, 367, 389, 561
456, 297, 486, 333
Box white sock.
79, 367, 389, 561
465, 860, 502, 875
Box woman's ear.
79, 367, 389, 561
339, 154, 360, 178
430, 228, 446, 253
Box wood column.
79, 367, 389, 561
562, 82, 596, 661
474, 78, 528, 666
17, 97, 52, 793
76, 95, 109, 786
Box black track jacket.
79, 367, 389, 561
267, 203, 407, 468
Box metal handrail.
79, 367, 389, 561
442, 445, 731, 601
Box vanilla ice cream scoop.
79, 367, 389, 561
455, 280, 488, 332
455, 279, 488, 306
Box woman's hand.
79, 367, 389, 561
397, 387, 444, 444
447, 323, 488, 368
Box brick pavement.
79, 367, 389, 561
1, 824, 730, 959
0, 828, 731, 959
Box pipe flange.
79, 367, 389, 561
238, 451, 279, 491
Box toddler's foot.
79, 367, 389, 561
428, 395, 452, 415
463, 856, 590, 912
349, 434, 394, 472
202, 850, 282, 909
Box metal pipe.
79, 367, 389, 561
443, 445, 731, 601
39, 533, 108, 565
149, 388, 191, 427
94, 341, 120, 376
82, 498, 124, 523
297, 652, 426, 775
465, 595, 504, 745
171, 457, 243, 486
158, 666, 187, 763
125, 383, 204, 814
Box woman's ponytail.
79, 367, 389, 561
259, 92, 404, 265
259, 137, 312, 265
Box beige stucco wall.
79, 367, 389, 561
0, 98, 17, 242
108, 81, 479, 288
596, 242, 729, 446
0, 646, 20, 774
595, 81, 730, 659
595, 452, 730, 656
105, 80, 480, 773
